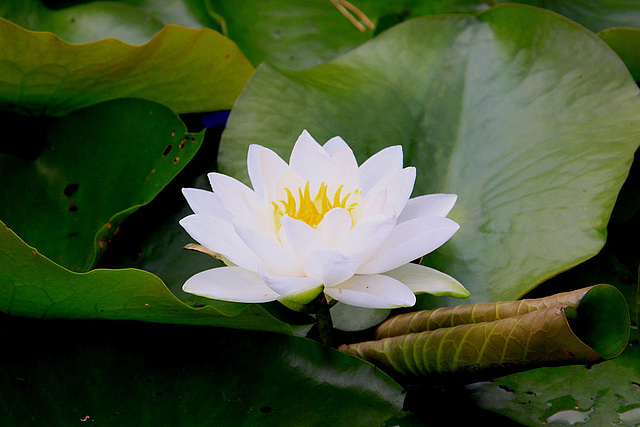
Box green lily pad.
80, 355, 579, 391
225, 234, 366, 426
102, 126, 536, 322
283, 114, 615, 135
24, 0, 495, 70
468, 343, 640, 425
218, 4, 640, 304
500, 0, 640, 33
0, 219, 306, 334
0, 316, 405, 425
203, 0, 495, 69
0, 15, 253, 115
0, 0, 164, 45
0, 98, 205, 272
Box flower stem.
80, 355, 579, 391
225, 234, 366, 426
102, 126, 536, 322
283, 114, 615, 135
307, 295, 335, 347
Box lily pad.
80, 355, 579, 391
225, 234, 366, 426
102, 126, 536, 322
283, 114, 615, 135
468, 343, 640, 425
0, 219, 305, 334
218, 4, 640, 304
340, 285, 629, 380
501, 0, 640, 32
203, 0, 495, 69
0, 98, 205, 271
24, 0, 495, 70
0, 15, 253, 115
0, 0, 164, 45
0, 316, 405, 425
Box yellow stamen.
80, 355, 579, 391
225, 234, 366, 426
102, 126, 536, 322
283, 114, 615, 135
272, 180, 359, 229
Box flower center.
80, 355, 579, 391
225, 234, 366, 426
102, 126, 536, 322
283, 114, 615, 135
272, 180, 359, 229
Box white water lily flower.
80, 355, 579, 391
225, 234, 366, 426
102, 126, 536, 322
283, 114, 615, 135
180, 130, 468, 310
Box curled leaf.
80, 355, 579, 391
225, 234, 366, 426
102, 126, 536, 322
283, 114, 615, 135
339, 285, 629, 380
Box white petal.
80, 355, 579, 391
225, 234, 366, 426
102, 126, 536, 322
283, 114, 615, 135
358, 216, 460, 274
280, 215, 327, 258
289, 130, 330, 183
398, 194, 458, 223
337, 213, 396, 258
234, 224, 303, 276
359, 187, 387, 219
259, 268, 322, 296
247, 144, 289, 201
383, 263, 469, 298
322, 136, 350, 155
179, 214, 259, 271
324, 274, 416, 309
324, 146, 360, 191
208, 172, 264, 230
316, 207, 352, 247
182, 188, 232, 221
183, 266, 279, 303
368, 166, 416, 217
303, 248, 362, 286
359, 145, 403, 193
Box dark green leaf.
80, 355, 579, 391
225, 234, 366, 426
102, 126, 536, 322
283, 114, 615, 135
600, 28, 640, 82
0, 316, 405, 425
468, 343, 640, 425
0, 220, 304, 334
0, 99, 204, 271
499, 0, 640, 33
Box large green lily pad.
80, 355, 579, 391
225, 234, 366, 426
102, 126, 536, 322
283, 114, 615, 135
0, 316, 405, 425
218, 4, 640, 304
0, 219, 306, 334
0, 98, 204, 271
0, 15, 253, 115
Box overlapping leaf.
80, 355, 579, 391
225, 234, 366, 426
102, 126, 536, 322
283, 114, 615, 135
4, 0, 495, 70
469, 344, 640, 425
501, 0, 640, 32
0, 15, 253, 115
0, 220, 307, 334
218, 4, 640, 304
340, 285, 629, 379
0, 99, 204, 271
0, 316, 405, 425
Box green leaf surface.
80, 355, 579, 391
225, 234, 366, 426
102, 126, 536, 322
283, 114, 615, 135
0, 16, 253, 115
500, 0, 640, 33
0, 219, 307, 334
0, 98, 204, 271
468, 343, 640, 425
0, 0, 164, 45
47, 0, 494, 70
339, 285, 629, 380
600, 28, 640, 82
203, 0, 495, 69
218, 4, 640, 304
0, 316, 405, 426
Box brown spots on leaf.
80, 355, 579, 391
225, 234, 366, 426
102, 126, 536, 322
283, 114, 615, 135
172, 157, 180, 164
162, 144, 173, 157
146, 169, 156, 179
68, 201, 78, 212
